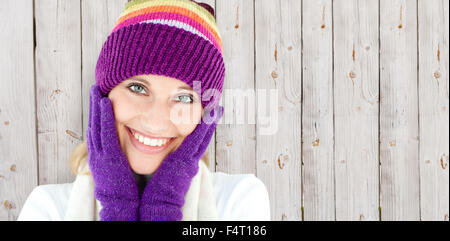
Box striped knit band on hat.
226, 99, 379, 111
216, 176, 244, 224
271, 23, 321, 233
95, 0, 225, 111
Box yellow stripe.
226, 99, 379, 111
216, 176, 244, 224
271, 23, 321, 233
120, 0, 219, 38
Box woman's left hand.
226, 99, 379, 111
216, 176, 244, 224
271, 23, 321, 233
139, 106, 224, 221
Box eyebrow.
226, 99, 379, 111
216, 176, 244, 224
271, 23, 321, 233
130, 78, 150, 85
128, 77, 194, 92
177, 86, 194, 91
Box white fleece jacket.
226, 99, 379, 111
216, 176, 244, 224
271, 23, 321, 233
17, 162, 271, 221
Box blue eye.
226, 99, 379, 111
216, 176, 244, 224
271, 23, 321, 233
128, 83, 147, 95
175, 94, 194, 104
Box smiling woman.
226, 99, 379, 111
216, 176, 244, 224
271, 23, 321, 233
17, 0, 270, 221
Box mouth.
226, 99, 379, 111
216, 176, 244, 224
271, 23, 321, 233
125, 126, 176, 155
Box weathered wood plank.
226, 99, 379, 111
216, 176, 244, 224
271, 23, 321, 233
255, 0, 302, 221
380, 0, 420, 220
35, 0, 82, 184
0, 0, 37, 221
215, 0, 256, 175
418, 0, 449, 221
334, 0, 380, 221
302, 0, 335, 220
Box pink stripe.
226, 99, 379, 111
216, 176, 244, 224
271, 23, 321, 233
112, 12, 222, 53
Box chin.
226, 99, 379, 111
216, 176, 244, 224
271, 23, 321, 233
127, 151, 164, 175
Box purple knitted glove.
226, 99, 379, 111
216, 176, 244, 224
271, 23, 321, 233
139, 106, 224, 221
86, 85, 140, 221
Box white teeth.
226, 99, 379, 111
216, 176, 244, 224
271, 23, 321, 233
144, 137, 151, 145
131, 130, 170, 147
150, 139, 157, 146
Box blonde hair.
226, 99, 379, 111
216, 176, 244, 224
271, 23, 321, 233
69, 140, 210, 176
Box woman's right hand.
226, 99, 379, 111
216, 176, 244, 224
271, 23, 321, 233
86, 85, 140, 221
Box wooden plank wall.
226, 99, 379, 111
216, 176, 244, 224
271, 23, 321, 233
0, 0, 448, 221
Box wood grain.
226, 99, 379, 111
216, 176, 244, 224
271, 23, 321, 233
418, 0, 449, 221
215, 0, 256, 175
1, 0, 448, 221
334, 0, 380, 221
380, 0, 420, 220
35, 0, 82, 185
302, 0, 335, 220
0, 0, 37, 221
256, 0, 302, 221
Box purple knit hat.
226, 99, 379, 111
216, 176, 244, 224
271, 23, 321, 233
95, 0, 225, 111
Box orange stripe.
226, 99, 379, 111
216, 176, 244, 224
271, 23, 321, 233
115, 5, 222, 50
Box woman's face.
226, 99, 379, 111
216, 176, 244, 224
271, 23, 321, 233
108, 74, 203, 175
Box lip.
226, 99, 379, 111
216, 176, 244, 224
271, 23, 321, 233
126, 126, 175, 155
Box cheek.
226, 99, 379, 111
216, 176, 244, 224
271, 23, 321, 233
108, 91, 143, 143
176, 122, 198, 136
111, 98, 139, 124
172, 104, 203, 136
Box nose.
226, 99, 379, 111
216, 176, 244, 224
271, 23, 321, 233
138, 100, 172, 135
